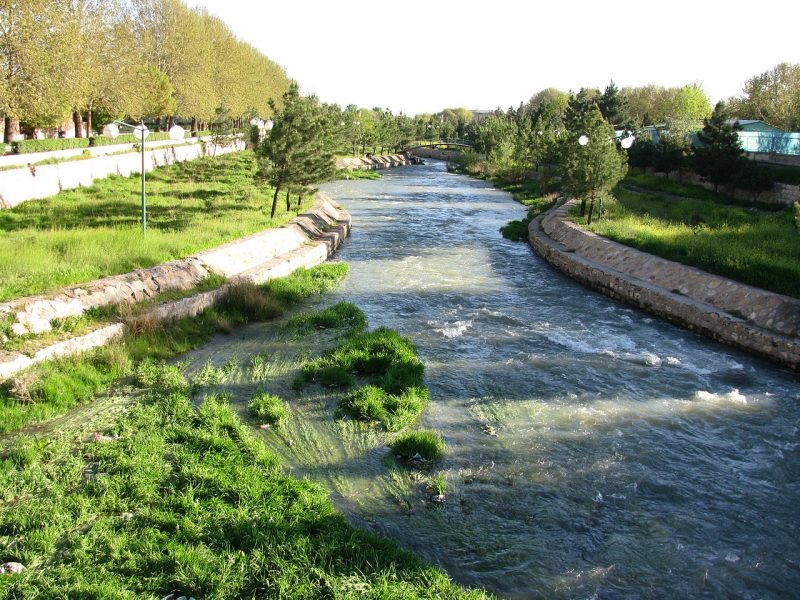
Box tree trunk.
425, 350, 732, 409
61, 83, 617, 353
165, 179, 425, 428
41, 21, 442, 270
191, 117, 197, 135
285, 189, 291, 212
72, 110, 83, 138
297, 192, 304, 208
85, 110, 92, 137
270, 185, 281, 219
587, 198, 595, 225
3, 116, 19, 145
579, 197, 588, 216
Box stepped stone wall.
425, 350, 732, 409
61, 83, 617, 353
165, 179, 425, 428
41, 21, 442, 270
0, 194, 351, 379
529, 199, 800, 370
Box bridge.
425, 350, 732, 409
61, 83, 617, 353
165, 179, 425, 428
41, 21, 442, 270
402, 138, 472, 151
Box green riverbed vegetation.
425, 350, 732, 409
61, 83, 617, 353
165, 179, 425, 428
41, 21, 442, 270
0, 264, 486, 598
570, 178, 800, 298
0, 263, 348, 435
0, 150, 312, 302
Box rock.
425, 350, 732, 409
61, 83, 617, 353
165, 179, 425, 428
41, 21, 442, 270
431, 494, 446, 504
10, 322, 28, 336
0, 562, 26, 575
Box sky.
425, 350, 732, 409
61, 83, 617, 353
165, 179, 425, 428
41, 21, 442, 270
189, 0, 800, 116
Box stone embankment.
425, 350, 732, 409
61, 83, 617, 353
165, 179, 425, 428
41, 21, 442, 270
0, 139, 245, 208
0, 193, 351, 379
336, 153, 418, 170
529, 199, 800, 370
405, 147, 462, 162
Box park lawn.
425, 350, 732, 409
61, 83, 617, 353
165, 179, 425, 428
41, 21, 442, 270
0, 151, 311, 302
571, 185, 800, 299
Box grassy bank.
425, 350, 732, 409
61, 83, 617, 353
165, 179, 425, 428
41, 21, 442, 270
0, 150, 312, 302
0, 263, 349, 435
0, 362, 487, 598
573, 185, 800, 298
0, 266, 485, 598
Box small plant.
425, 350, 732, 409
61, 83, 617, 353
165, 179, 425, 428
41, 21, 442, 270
190, 360, 229, 391
499, 217, 531, 242
133, 359, 187, 391
248, 351, 271, 381
262, 263, 349, 306
219, 282, 283, 322
428, 472, 447, 495
391, 429, 445, 463
248, 391, 289, 427
286, 302, 367, 333
4, 435, 44, 469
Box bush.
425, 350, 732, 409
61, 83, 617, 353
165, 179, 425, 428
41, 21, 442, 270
248, 391, 289, 426
391, 429, 445, 462
263, 263, 349, 306
12, 137, 91, 154
219, 282, 283, 322
286, 302, 367, 333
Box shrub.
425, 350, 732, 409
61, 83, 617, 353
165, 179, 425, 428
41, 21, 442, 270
248, 391, 289, 427
286, 302, 367, 333
133, 359, 187, 391
341, 385, 386, 422
12, 137, 91, 154
263, 263, 349, 306
391, 429, 445, 462
219, 282, 283, 322
500, 217, 531, 242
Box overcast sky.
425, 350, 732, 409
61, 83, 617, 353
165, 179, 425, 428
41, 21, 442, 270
189, 0, 800, 115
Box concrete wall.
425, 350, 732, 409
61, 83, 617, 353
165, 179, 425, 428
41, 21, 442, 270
336, 154, 417, 170
528, 199, 800, 370
0, 139, 245, 208
0, 193, 351, 379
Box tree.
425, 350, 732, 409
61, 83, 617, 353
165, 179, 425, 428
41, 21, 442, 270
669, 84, 712, 122
652, 117, 699, 179
692, 101, 744, 192
599, 80, 630, 129
560, 104, 628, 224
256, 82, 335, 218
0, 0, 71, 141
732, 63, 800, 131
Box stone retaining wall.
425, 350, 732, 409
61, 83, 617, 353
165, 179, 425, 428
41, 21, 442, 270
336, 154, 417, 170
406, 147, 462, 161
0, 139, 245, 208
528, 199, 800, 370
0, 193, 351, 379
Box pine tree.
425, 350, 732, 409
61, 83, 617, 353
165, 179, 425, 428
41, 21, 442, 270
560, 104, 628, 223
693, 101, 744, 192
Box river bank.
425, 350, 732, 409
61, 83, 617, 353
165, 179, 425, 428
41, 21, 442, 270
528, 198, 800, 370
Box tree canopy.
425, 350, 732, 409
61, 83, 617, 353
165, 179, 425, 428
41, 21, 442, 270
0, 0, 290, 142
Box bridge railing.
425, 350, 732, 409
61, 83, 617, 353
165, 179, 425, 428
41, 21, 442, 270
402, 138, 472, 149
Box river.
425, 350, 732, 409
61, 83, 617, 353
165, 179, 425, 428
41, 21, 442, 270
189, 160, 800, 598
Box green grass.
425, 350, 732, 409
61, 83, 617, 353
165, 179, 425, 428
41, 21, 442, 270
285, 301, 367, 334
0, 264, 350, 435
248, 391, 290, 427
0, 150, 312, 302
573, 186, 800, 298
0, 366, 487, 598
337, 168, 382, 180
297, 326, 429, 431
262, 262, 349, 306
391, 429, 446, 463
623, 171, 787, 210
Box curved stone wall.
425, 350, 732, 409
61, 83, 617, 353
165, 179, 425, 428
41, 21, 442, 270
528, 199, 800, 370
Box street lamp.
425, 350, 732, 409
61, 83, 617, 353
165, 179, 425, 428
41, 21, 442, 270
103, 120, 184, 235
579, 133, 635, 148
575, 132, 635, 225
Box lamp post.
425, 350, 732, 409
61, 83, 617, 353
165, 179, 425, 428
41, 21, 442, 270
103, 120, 185, 235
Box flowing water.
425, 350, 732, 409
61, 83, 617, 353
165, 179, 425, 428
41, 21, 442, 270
185, 161, 800, 598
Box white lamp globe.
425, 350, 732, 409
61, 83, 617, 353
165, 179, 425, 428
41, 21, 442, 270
168, 124, 185, 140
102, 123, 120, 139
578, 135, 589, 146
132, 123, 150, 139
